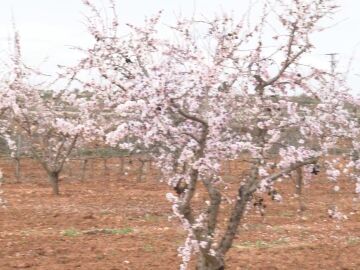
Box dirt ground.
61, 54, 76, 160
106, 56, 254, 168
0, 157, 360, 270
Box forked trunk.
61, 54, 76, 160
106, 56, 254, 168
196, 253, 224, 270
48, 171, 60, 195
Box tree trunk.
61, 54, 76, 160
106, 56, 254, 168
137, 159, 146, 182
48, 171, 60, 195
14, 135, 22, 182
196, 253, 224, 270
295, 167, 306, 212
81, 159, 88, 181
117, 157, 125, 180
14, 157, 21, 182
103, 158, 109, 178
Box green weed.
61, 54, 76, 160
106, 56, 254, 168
347, 236, 360, 246
234, 237, 289, 249
101, 228, 134, 235
144, 244, 154, 252
62, 228, 81, 237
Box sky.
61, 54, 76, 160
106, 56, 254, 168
0, 0, 359, 93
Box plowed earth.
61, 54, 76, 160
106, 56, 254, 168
0, 157, 359, 270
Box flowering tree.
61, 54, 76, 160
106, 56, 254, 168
0, 33, 95, 195
0, 65, 17, 205
0, 104, 6, 205
0, 169, 5, 207
77, 0, 359, 269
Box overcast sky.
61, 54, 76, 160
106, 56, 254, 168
0, 0, 359, 93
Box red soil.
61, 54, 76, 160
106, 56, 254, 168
0, 157, 359, 269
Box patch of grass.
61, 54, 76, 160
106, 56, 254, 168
20, 229, 34, 236
254, 240, 271, 249
102, 228, 134, 235
62, 227, 133, 237
62, 228, 81, 237
234, 237, 289, 249
99, 209, 114, 215
299, 230, 310, 241
96, 254, 105, 260
238, 240, 268, 248
246, 223, 266, 230
143, 213, 160, 222
143, 244, 154, 252
279, 210, 295, 217
271, 226, 286, 233
347, 236, 360, 246
271, 237, 289, 245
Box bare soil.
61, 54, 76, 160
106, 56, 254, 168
0, 157, 359, 270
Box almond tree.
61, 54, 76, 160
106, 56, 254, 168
0, 65, 18, 204
79, 0, 359, 269
0, 33, 93, 195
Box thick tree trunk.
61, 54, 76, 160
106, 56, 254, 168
48, 171, 60, 195
196, 253, 224, 270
